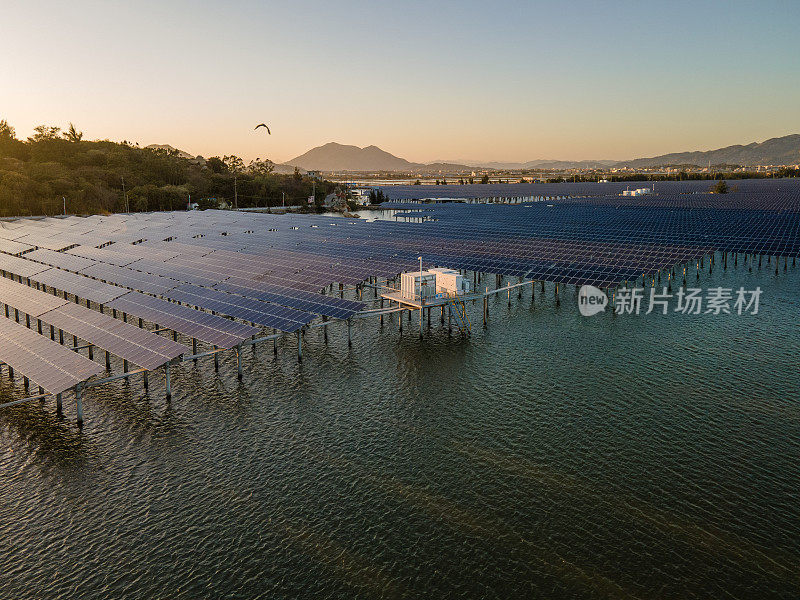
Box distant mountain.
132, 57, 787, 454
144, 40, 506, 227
283, 134, 800, 173
615, 134, 800, 168
145, 144, 196, 159
285, 142, 417, 172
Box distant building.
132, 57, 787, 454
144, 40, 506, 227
306, 170, 322, 180
349, 188, 371, 205
621, 188, 654, 197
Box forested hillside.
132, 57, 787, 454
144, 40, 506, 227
0, 120, 335, 217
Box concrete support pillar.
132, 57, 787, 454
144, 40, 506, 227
237, 345, 243, 381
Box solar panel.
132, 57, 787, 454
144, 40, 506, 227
106, 291, 259, 349
25, 248, 98, 272
67, 245, 143, 267
42, 303, 189, 370
0, 315, 104, 395
0, 238, 33, 255
0, 276, 69, 317
29, 268, 127, 304
215, 277, 364, 319
81, 263, 179, 295
161, 284, 314, 332
11, 233, 76, 251
0, 254, 52, 278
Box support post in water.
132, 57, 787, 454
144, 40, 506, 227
165, 364, 171, 400
75, 384, 84, 426
297, 330, 302, 362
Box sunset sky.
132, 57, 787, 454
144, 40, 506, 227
2, 0, 799, 164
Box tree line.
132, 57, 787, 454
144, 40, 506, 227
0, 120, 338, 217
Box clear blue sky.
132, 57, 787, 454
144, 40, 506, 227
1, 0, 798, 163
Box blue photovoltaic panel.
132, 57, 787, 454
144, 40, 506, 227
67, 245, 143, 267
215, 277, 364, 319
41, 303, 189, 370
131, 258, 226, 286
106, 291, 259, 349
81, 263, 179, 296
162, 284, 314, 332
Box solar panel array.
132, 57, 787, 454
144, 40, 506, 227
43, 303, 188, 370
0, 178, 798, 398
30, 268, 128, 304
0, 316, 104, 395
0, 276, 68, 317
106, 292, 259, 349
0, 276, 187, 370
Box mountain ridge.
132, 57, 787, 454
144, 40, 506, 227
284, 134, 800, 172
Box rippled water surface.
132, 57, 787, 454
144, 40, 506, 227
1, 257, 798, 599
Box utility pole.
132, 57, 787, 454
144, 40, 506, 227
62, 196, 66, 216
234, 174, 238, 210
282, 191, 285, 207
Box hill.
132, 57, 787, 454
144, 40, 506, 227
144, 144, 196, 160
285, 142, 418, 171
615, 134, 800, 168
287, 134, 800, 172
0, 120, 334, 217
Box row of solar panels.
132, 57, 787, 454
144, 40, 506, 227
15, 241, 366, 320
0, 276, 189, 394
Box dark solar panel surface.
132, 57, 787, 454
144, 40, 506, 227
216, 277, 363, 319
162, 284, 314, 332
42, 303, 188, 370
106, 291, 259, 349
82, 263, 179, 296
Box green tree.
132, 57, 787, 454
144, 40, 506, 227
29, 125, 61, 142
63, 122, 83, 143
480, 174, 489, 184
711, 180, 729, 194
206, 156, 226, 173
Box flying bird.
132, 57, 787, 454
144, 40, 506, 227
254, 123, 271, 134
